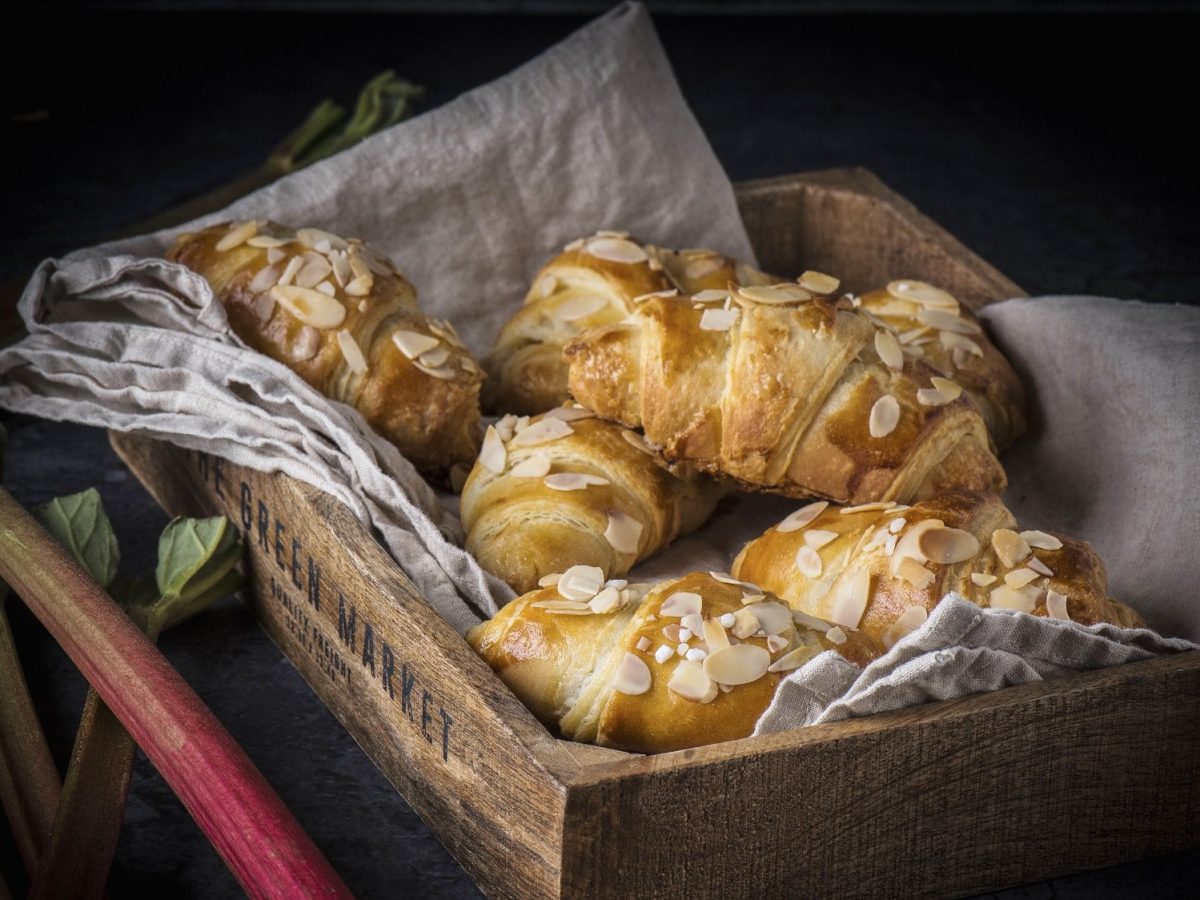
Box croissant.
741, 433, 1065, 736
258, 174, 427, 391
460, 405, 726, 594
857, 280, 1026, 449
731, 489, 1143, 666
168, 220, 484, 480
467, 570, 874, 753
484, 232, 772, 415
564, 280, 1007, 505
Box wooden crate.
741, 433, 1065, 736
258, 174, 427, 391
111, 169, 1200, 899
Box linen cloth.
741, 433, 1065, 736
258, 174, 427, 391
1, 2, 1195, 730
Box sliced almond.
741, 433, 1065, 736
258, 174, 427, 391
247, 235, 288, 249
699, 307, 739, 331
510, 454, 551, 478
415, 363, 458, 380
917, 307, 982, 335
869, 395, 901, 438
804, 529, 838, 550
314, 280, 336, 297
345, 274, 373, 297
1027, 556, 1054, 577
216, 220, 257, 252
531, 599, 590, 611
668, 660, 718, 703
419, 345, 451, 368
266, 247, 286, 265
296, 227, 347, 251
918, 525, 980, 564
841, 501, 893, 515
612, 652, 652, 695
660, 591, 702, 618
990, 583, 1040, 613
897, 557, 936, 590
291, 326, 321, 362
830, 569, 871, 629
886, 280, 959, 310
545, 473, 609, 492
248, 265, 280, 294
777, 501, 829, 533
896, 605, 929, 631
703, 644, 771, 686
270, 285, 346, 329
557, 294, 607, 322
874, 329, 904, 371
1046, 589, 1071, 621
604, 510, 643, 555
336, 330, 368, 374
557, 565, 605, 602
589, 587, 622, 615
730, 608, 760, 639
545, 406, 595, 422
252, 294, 275, 323
737, 283, 811, 305
768, 644, 819, 673
392, 330, 440, 360
889, 518, 943, 576
970, 572, 997, 586
510, 418, 574, 447
798, 270, 840, 294
930, 377, 963, 400
795, 545, 823, 578
1005, 567, 1040, 589
746, 601, 792, 636
537, 573, 561, 588
992, 528, 1032, 569
939, 330, 983, 357
680, 612, 704, 636
703, 618, 730, 652
691, 288, 730, 303
586, 237, 648, 265
478, 426, 506, 474
294, 252, 333, 289
1020, 530, 1064, 551
825, 626, 848, 645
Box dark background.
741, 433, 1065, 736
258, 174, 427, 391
3, 2, 1198, 898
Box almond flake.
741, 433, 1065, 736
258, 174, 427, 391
604, 510, 643, 554
620, 429, 655, 455
557, 565, 605, 601
691, 289, 729, 303
545, 473, 610, 491
939, 330, 983, 357
654, 645, 674, 665
315, 280, 336, 297
730, 608, 759, 639
589, 587, 622, 614
510, 454, 551, 478
1046, 590, 1071, 621
414, 363, 456, 380
510, 418, 574, 448
336, 330, 368, 374
216, 220, 257, 252
252, 294, 275, 323
545, 406, 595, 422
1027, 556, 1054, 577
930, 377, 963, 401
798, 270, 840, 294
266, 247, 286, 265
804, 529, 838, 550
896, 605, 929, 631
992, 528, 1032, 568
703, 619, 731, 652
699, 307, 739, 331
586, 237, 648, 265
898, 325, 932, 344
869, 395, 901, 438
1005, 567, 1040, 589
970, 572, 997, 586
392, 330, 440, 360
825, 626, 848, 645
917, 307, 983, 335
563, 238, 584, 252
1020, 530, 1064, 551
778, 501, 829, 533
918, 525, 980, 564
270, 285, 346, 329
841, 501, 894, 515
886, 280, 959, 310
897, 557, 935, 590
768, 644, 818, 673
746, 601, 792, 636
557, 294, 607, 322
737, 283, 811, 305
291, 326, 321, 362
537, 573, 561, 588
660, 591, 702, 618
345, 274, 373, 297
294, 253, 333, 289
296, 228, 347, 251
793, 610, 834, 631
531, 599, 590, 611
418, 346, 451, 368
636, 636, 652, 652
888, 517, 906, 534
703, 644, 771, 686
795, 545, 823, 578
612, 652, 652, 695
478, 426, 507, 474
247, 235, 288, 249
990, 583, 1039, 613
249, 265, 280, 293
830, 569, 871, 629
874, 329, 904, 371
668, 660, 718, 702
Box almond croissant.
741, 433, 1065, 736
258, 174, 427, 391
484, 231, 772, 415
460, 405, 726, 594
168, 220, 483, 480
564, 282, 1007, 505
732, 489, 1143, 666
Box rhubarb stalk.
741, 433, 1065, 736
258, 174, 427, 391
0, 487, 351, 899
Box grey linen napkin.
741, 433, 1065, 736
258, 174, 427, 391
0, 3, 756, 636
757, 296, 1200, 733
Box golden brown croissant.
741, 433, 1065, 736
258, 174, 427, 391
167, 220, 484, 480
564, 280, 1007, 505
483, 232, 772, 415
467, 570, 873, 753
731, 489, 1143, 666
857, 280, 1026, 448
460, 405, 726, 595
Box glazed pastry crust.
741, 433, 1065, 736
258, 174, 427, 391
460, 408, 726, 594
168, 221, 483, 479
564, 289, 1006, 505
732, 489, 1144, 666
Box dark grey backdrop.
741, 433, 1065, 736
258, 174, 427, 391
3, 6, 1198, 898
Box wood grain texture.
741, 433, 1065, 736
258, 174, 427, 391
110, 169, 1199, 899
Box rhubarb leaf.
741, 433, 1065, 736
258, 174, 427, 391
156, 516, 242, 604
34, 488, 120, 589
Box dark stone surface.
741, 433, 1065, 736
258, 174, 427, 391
2, 8, 1197, 898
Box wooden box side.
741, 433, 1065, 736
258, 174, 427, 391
109, 434, 573, 900
559, 650, 1200, 899
735, 167, 1026, 310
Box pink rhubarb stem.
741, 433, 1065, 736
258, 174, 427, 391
0, 488, 352, 899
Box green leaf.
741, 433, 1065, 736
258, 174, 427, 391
156, 516, 241, 603
34, 489, 120, 589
